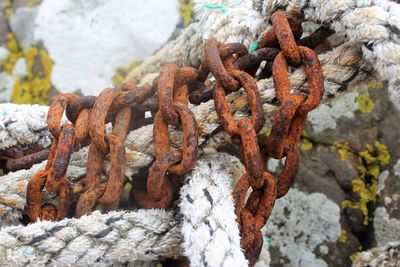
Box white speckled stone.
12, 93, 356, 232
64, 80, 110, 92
264, 188, 341, 267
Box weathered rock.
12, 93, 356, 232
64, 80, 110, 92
0, 0, 181, 103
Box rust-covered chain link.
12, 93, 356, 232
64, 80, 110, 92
27, 93, 78, 222
203, 39, 276, 264
23, 9, 330, 265
201, 10, 326, 266
131, 64, 199, 209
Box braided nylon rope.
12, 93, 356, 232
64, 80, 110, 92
179, 154, 247, 267
0, 209, 180, 266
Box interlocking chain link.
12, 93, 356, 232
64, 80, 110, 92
25, 10, 331, 265
131, 63, 199, 209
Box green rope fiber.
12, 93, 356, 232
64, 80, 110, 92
202, 3, 228, 13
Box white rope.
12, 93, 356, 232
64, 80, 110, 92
0, 153, 246, 267
0, 104, 52, 150
0, 209, 181, 267
179, 153, 247, 267
0, 41, 367, 226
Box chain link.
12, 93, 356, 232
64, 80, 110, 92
24, 10, 331, 265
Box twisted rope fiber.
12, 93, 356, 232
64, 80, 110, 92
0, 209, 180, 266
179, 154, 247, 267
0, 40, 369, 225
0, 154, 245, 267
128, 0, 400, 110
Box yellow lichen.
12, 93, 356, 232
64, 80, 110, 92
341, 141, 390, 225
179, 0, 194, 26
3, 0, 12, 20
4, 33, 24, 74
112, 60, 141, 87
339, 229, 348, 243
366, 80, 384, 90
26, 0, 41, 8
300, 138, 313, 151
11, 47, 54, 105
350, 252, 359, 262
356, 92, 374, 113
332, 141, 352, 160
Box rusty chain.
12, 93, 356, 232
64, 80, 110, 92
23, 10, 330, 265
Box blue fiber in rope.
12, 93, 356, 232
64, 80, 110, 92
202, 3, 228, 13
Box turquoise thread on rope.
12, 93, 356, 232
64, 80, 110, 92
248, 29, 268, 53
202, 3, 228, 13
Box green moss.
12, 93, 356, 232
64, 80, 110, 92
341, 141, 390, 225
112, 60, 141, 87
179, 0, 194, 26
356, 92, 374, 113
11, 47, 53, 105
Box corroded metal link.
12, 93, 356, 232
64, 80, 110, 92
218, 43, 248, 59
5, 148, 49, 171
98, 134, 126, 207
40, 204, 57, 221
74, 108, 91, 147
174, 67, 197, 93
131, 176, 174, 209
213, 69, 264, 136
266, 95, 304, 159
238, 118, 264, 188
85, 144, 104, 187
146, 150, 182, 200
45, 140, 58, 170
26, 170, 48, 222
236, 47, 280, 71
89, 88, 119, 152
272, 52, 292, 102
232, 70, 264, 132
234, 172, 277, 230
196, 42, 247, 83
157, 62, 181, 125
112, 107, 131, 141
259, 18, 302, 49
298, 26, 335, 49
240, 208, 256, 249
276, 146, 299, 198
153, 106, 198, 175
46, 124, 75, 193
111, 84, 155, 110
297, 46, 324, 114
47, 93, 79, 140
244, 231, 263, 267
271, 11, 302, 66
204, 39, 240, 90
65, 95, 96, 123
75, 183, 107, 217
66, 84, 154, 123
56, 177, 73, 220
189, 83, 214, 105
